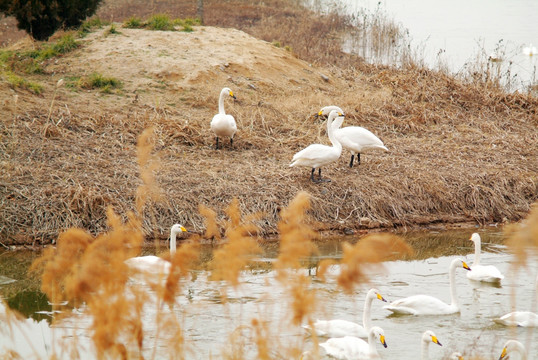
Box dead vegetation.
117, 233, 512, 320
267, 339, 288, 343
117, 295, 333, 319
0, 0, 537, 245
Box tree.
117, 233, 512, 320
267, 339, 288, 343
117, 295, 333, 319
0, 0, 103, 41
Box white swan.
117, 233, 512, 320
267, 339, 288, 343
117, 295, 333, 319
494, 274, 538, 327
523, 43, 537, 56
319, 326, 387, 359
498, 340, 527, 360
449, 352, 464, 360
290, 110, 343, 182
466, 233, 504, 283
420, 330, 442, 360
210, 87, 237, 149
303, 288, 387, 338
125, 224, 187, 275
317, 106, 388, 168
383, 258, 471, 315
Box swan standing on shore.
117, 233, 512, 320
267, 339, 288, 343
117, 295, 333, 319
319, 326, 387, 359
318, 106, 388, 168
303, 288, 387, 338
290, 110, 343, 183
125, 224, 187, 275
384, 258, 471, 315
210, 87, 237, 149
466, 233, 504, 283
498, 340, 527, 359
420, 330, 443, 360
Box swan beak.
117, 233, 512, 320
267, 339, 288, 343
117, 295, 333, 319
377, 293, 387, 302
229, 91, 236, 100
499, 347, 508, 359
432, 335, 442, 346
462, 261, 471, 271
380, 334, 387, 348
337, 112, 345, 117
180, 225, 187, 232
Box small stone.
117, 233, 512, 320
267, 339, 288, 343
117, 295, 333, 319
320, 73, 329, 82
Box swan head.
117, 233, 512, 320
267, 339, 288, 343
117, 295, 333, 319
449, 352, 464, 360
370, 326, 387, 348
499, 340, 526, 359
451, 258, 471, 271
222, 87, 236, 100
316, 105, 344, 118
422, 330, 442, 347
469, 233, 481, 244
171, 224, 187, 236
368, 288, 388, 302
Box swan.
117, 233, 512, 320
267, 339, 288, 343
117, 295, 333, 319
523, 43, 537, 56
319, 326, 387, 359
498, 340, 527, 360
383, 258, 471, 315
317, 106, 388, 168
290, 110, 343, 183
449, 352, 464, 360
210, 87, 237, 149
303, 288, 387, 338
494, 274, 538, 327
125, 224, 187, 275
420, 330, 442, 360
466, 233, 504, 283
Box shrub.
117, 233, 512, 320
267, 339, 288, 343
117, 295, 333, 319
146, 14, 175, 31
124, 16, 143, 29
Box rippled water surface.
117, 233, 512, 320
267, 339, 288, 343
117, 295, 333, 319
1, 228, 537, 359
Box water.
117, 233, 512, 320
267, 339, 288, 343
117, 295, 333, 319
335, 0, 538, 91
1, 229, 537, 359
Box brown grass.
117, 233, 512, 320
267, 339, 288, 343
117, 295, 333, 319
0, 0, 537, 245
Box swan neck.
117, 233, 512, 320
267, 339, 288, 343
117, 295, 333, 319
368, 331, 377, 356
421, 339, 429, 360
363, 295, 374, 330
473, 238, 481, 266
170, 231, 177, 254
327, 114, 342, 151
449, 260, 459, 308
218, 89, 226, 114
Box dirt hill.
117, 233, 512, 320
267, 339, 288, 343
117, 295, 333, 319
1, 24, 537, 245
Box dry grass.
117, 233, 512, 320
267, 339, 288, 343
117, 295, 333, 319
0, 0, 537, 245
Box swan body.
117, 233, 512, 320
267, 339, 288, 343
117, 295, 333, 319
317, 106, 388, 167
125, 224, 187, 275
319, 326, 387, 359
466, 233, 504, 283
494, 274, 538, 327
523, 43, 537, 56
421, 330, 442, 360
210, 87, 237, 149
303, 288, 387, 338
499, 340, 527, 360
290, 110, 343, 182
384, 258, 471, 315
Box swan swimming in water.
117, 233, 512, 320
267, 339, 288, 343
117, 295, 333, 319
210, 87, 237, 149
319, 326, 387, 359
466, 233, 504, 283
384, 258, 471, 315
318, 106, 388, 168
290, 110, 343, 183
303, 288, 387, 338
494, 274, 538, 327
125, 224, 187, 275
498, 339, 527, 359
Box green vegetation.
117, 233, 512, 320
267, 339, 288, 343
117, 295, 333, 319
76, 73, 122, 93
4, 71, 43, 94
123, 14, 200, 32
78, 17, 110, 37
123, 16, 144, 29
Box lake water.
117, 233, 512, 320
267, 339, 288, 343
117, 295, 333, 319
334, 0, 538, 91
1, 228, 537, 359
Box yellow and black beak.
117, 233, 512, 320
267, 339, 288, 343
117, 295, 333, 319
229, 91, 236, 100
498, 347, 508, 360
377, 293, 387, 302
380, 334, 387, 348
432, 335, 442, 347
180, 225, 187, 232
462, 261, 471, 271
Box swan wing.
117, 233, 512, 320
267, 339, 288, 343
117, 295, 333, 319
290, 144, 340, 168
334, 127, 387, 153
307, 319, 367, 338
320, 336, 370, 359
125, 255, 170, 275
494, 311, 538, 327
384, 295, 456, 315
211, 114, 237, 137
467, 264, 504, 282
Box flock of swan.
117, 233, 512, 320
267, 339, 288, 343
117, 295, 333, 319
300, 232, 537, 360
208, 88, 388, 182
